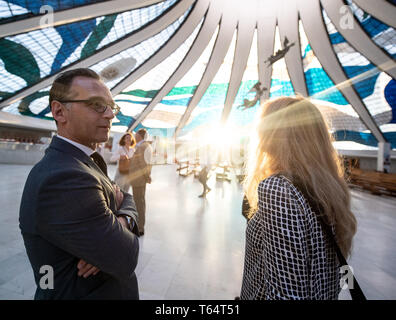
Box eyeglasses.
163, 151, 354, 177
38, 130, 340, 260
58, 98, 120, 115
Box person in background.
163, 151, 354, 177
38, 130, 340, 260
240, 96, 357, 300
19, 68, 140, 300
111, 132, 136, 192
198, 165, 211, 198
129, 128, 152, 236
197, 145, 213, 198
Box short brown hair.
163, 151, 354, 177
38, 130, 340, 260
136, 128, 147, 140
119, 132, 136, 148
49, 68, 101, 106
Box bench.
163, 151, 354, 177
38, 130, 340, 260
176, 159, 199, 177
215, 163, 232, 182
349, 168, 396, 196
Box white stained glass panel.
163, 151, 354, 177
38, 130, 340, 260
228, 29, 260, 130
147, 26, 220, 128
97, 0, 178, 49
346, 0, 396, 55
323, 9, 392, 123
115, 18, 204, 121
298, 20, 366, 133
8, 28, 62, 78
0, 0, 28, 19
121, 19, 203, 94
179, 30, 238, 136
90, 9, 190, 89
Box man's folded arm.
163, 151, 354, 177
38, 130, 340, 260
36, 169, 139, 280
116, 191, 139, 235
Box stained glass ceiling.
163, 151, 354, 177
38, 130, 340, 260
0, 0, 395, 149
0, 0, 109, 22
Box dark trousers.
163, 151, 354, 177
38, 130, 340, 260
132, 185, 146, 233
199, 167, 209, 194
201, 181, 210, 193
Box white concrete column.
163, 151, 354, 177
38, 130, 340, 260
377, 142, 391, 173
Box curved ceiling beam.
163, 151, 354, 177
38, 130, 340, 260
0, 0, 164, 37
277, 0, 308, 96
321, 0, 396, 80
174, 6, 238, 138
220, 1, 256, 124
257, 2, 276, 101
0, 0, 195, 110
128, 0, 222, 132
112, 0, 210, 96
353, 0, 396, 29
298, 0, 386, 143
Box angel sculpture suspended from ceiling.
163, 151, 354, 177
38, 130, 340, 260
238, 81, 267, 111
265, 37, 295, 66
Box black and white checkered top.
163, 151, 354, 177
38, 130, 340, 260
240, 175, 341, 300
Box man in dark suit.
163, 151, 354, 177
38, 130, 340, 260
19, 68, 140, 299
129, 128, 152, 236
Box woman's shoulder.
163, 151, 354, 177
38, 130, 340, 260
258, 174, 292, 190
258, 174, 305, 201
258, 174, 311, 220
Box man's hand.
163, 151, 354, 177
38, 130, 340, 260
147, 176, 152, 184
77, 259, 100, 278
113, 184, 124, 210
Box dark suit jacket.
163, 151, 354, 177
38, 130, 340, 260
129, 141, 152, 187
19, 136, 140, 300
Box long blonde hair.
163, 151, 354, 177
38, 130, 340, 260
243, 96, 357, 257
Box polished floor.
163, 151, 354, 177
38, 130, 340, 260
0, 163, 395, 300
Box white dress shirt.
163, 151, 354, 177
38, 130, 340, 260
56, 135, 95, 156
110, 146, 135, 162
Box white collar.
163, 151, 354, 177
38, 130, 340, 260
136, 140, 144, 147
56, 135, 96, 157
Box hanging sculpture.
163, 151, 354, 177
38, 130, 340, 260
238, 81, 267, 110
265, 37, 295, 66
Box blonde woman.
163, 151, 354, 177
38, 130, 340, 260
240, 96, 357, 300
111, 132, 136, 192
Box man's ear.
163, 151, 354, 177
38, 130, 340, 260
51, 101, 67, 124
